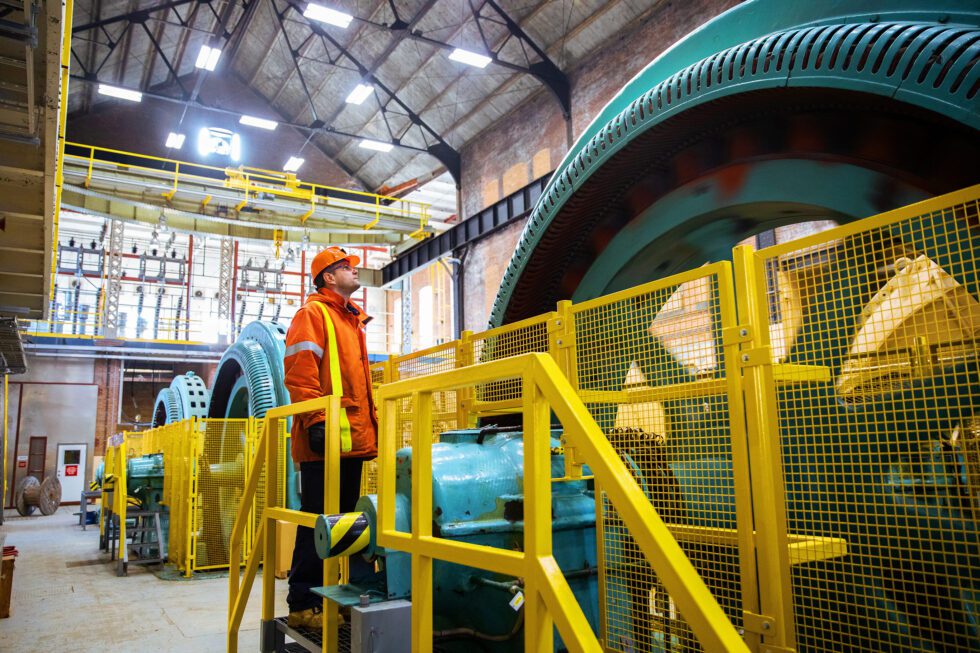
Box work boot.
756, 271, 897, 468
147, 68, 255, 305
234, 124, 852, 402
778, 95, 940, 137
287, 606, 322, 630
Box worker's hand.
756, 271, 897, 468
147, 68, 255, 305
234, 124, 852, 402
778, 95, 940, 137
308, 423, 325, 455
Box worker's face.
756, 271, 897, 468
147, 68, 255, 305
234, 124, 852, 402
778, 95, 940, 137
325, 261, 359, 293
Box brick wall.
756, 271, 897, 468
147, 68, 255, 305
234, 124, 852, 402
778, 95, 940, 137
93, 359, 121, 454
459, 0, 742, 220
461, 220, 526, 333
457, 0, 743, 331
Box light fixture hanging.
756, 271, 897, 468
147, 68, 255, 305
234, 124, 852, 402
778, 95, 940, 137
166, 132, 186, 149
283, 156, 305, 172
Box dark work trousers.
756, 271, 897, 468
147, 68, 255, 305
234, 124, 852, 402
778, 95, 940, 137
286, 457, 371, 612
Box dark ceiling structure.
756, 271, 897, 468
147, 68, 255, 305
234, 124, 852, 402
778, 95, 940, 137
68, 0, 662, 191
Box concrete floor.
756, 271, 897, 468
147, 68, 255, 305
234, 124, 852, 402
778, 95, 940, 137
0, 506, 289, 652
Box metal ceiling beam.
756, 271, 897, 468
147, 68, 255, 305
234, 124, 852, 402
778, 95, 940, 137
374, 0, 634, 185
67, 74, 444, 160
72, 0, 198, 33
312, 0, 439, 131
329, 0, 560, 177
364, 0, 569, 118
278, 0, 460, 183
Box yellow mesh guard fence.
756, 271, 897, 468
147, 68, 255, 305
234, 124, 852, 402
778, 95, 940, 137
569, 264, 749, 652
395, 342, 459, 446
470, 314, 552, 414
192, 418, 251, 570
749, 188, 980, 652
121, 417, 291, 575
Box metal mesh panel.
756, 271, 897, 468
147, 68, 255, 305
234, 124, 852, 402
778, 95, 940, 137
370, 363, 386, 388
471, 316, 550, 409
396, 343, 459, 449
162, 422, 193, 574
193, 419, 250, 570
571, 270, 745, 652
756, 194, 980, 652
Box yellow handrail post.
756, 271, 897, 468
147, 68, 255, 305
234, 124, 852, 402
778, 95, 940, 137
455, 330, 475, 427
323, 394, 342, 652
410, 390, 434, 652
186, 419, 197, 576
550, 300, 584, 478
522, 374, 554, 652
2, 374, 7, 499
118, 433, 128, 570
262, 414, 279, 622
732, 245, 797, 651
717, 261, 764, 652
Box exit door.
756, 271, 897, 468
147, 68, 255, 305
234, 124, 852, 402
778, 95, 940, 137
57, 444, 86, 504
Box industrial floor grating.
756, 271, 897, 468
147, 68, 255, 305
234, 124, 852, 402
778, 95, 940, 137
274, 617, 350, 653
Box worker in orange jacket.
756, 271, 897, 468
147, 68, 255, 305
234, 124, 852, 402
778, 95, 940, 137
284, 246, 378, 629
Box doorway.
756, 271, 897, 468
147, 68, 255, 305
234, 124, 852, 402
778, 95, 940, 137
56, 443, 87, 505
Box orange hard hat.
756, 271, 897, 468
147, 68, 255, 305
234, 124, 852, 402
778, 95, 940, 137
311, 246, 360, 280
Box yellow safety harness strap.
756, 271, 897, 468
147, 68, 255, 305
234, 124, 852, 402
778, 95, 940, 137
316, 303, 353, 453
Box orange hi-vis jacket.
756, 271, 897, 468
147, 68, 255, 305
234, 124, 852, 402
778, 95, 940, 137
284, 288, 378, 463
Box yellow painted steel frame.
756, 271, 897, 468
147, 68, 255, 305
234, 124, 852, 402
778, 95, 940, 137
63, 142, 432, 232
227, 395, 341, 653
377, 353, 749, 653
3, 375, 7, 497
48, 0, 73, 306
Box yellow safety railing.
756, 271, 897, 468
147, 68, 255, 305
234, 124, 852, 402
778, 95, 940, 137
63, 142, 432, 232
227, 396, 341, 653
377, 353, 749, 652
214, 185, 975, 651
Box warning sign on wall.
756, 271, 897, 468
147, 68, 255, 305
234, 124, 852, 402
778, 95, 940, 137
17, 455, 27, 469
65, 465, 78, 477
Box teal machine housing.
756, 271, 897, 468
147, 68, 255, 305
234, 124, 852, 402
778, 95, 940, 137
347, 428, 599, 652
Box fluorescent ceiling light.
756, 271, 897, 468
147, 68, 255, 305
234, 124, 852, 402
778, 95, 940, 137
359, 139, 393, 153
303, 3, 353, 28
239, 115, 278, 130
448, 48, 491, 68
195, 45, 222, 71
98, 84, 142, 102
283, 156, 305, 172
345, 83, 373, 105
165, 132, 186, 149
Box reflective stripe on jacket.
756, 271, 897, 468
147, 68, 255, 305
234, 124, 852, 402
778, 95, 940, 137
284, 288, 378, 463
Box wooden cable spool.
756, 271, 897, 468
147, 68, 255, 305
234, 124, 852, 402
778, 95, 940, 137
14, 475, 62, 516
